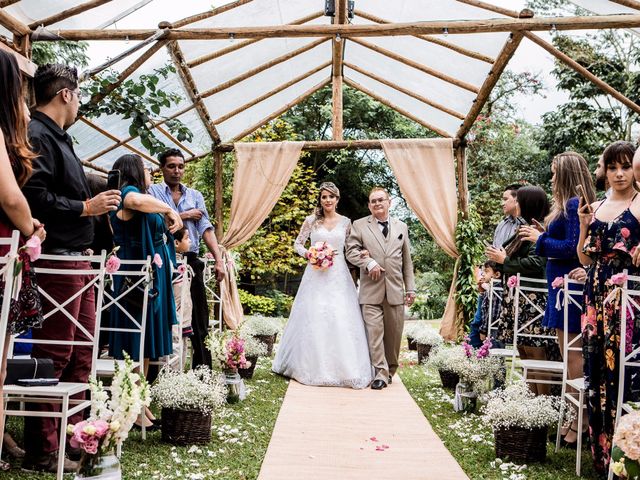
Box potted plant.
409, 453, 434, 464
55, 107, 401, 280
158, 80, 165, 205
237, 332, 268, 379
68, 354, 150, 479
426, 344, 464, 389
244, 316, 282, 356
151, 366, 226, 446
410, 325, 443, 364
483, 382, 573, 463
403, 322, 419, 351
611, 410, 640, 479
206, 330, 251, 403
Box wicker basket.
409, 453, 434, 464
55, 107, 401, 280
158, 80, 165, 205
239, 355, 258, 379
255, 334, 275, 356
416, 343, 432, 364
494, 426, 547, 463
161, 407, 212, 446
438, 369, 460, 390
407, 336, 418, 351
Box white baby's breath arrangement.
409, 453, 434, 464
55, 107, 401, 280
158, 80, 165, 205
403, 322, 420, 339
452, 354, 504, 390
411, 326, 443, 347
151, 366, 226, 415
426, 344, 466, 373
482, 382, 574, 430
244, 315, 283, 336
240, 332, 268, 357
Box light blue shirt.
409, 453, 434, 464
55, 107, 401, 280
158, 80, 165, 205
148, 182, 213, 253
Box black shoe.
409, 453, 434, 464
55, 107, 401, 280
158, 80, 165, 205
371, 379, 387, 390
22, 453, 78, 473
388, 376, 393, 384
66, 446, 82, 461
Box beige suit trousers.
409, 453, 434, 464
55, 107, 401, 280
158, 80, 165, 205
362, 300, 404, 383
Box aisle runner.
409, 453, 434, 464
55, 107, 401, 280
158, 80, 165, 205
258, 376, 468, 480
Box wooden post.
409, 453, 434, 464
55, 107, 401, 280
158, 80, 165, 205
455, 143, 469, 218
331, 0, 346, 141
214, 150, 224, 240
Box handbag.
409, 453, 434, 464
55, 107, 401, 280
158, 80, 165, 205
4, 357, 55, 385
119, 274, 158, 309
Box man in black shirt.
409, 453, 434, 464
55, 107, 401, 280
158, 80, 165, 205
22, 64, 121, 473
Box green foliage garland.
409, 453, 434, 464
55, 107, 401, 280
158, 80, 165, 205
454, 205, 484, 326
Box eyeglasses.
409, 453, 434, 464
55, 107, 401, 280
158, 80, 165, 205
55, 88, 82, 99
369, 198, 389, 204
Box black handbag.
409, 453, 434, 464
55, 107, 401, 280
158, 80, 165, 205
4, 357, 55, 385
119, 274, 158, 309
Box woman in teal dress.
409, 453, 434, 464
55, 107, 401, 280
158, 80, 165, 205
108, 154, 182, 363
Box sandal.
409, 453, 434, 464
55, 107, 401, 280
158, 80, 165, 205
5, 444, 25, 459
0, 459, 10, 471
561, 427, 589, 449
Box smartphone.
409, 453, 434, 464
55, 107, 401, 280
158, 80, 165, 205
532, 218, 545, 230
16, 378, 59, 387
107, 169, 121, 191
575, 184, 593, 213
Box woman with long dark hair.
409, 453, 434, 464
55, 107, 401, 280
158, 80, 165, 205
0, 49, 47, 471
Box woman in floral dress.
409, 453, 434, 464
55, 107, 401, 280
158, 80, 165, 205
577, 140, 640, 476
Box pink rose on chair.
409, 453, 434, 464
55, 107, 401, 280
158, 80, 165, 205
621, 227, 631, 239
153, 253, 163, 268
105, 255, 121, 274
506, 275, 518, 289
610, 272, 628, 286
613, 242, 628, 253
24, 235, 42, 262
177, 264, 187, 274
551, 276, 564, 289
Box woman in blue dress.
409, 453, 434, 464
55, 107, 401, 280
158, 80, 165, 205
520, 151, 595, 446
108, 154, 182, 367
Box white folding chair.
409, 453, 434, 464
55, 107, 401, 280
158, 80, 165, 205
3, 250, 107, 480
202, 256, 224, 332
511, 274, 564, 386
0, 230, 20, 364
554, 276, 586, 475
486, 279, 519, 359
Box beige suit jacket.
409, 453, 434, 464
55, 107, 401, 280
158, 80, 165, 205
346, 215, 415, 306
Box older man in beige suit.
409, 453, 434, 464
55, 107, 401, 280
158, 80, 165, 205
346, 187, 416, 390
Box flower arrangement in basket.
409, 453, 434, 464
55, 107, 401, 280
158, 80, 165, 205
243, 315, 283, 356
482, 382, 574, 463
67, 354, 150, 478
306, 241, 336, 270
611, 410, 640, 479
206, 330, 251, 372
237, 328, 268, 379
151, 366, 226, 446
425, 344, 465, 389
410, 324, 443, 364
453, 338, 504, 392
403, 323, 420, 351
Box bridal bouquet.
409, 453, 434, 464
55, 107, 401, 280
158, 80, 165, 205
306, 241, 335, 270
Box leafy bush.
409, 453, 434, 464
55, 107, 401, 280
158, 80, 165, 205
238, 289, 276, 316
455, 205, 484, 326
263, 289, 294, 317
409, 271, 450, 320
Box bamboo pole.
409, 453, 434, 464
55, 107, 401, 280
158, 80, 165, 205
213, 150, 224, 240
44, 15, 640, 41
187, 11, 324, 68
455, 0, 519, 18
155, 125, 194, 156
350, 38, 480, 93
213, 138, 461, 152
344, 78, 452, 138
82, 161, 109, 174
332, 0, 346, 141
0, 41, 36, 76
332, 75, 343, 140
455, 32, 523, 141
168, 41, 221, 144
344, 62, 465, 119
0, 0, 20, 7
211, 61, 331, 125
455, 144, 469, 218
0, 9, 31, 35
230, 78, 331, 142
171, 0, 254, 29
200, 38, 329, 98
28, 0, 113, 29
354, 10, 494, 64
524, 32, 640, 115
610, 0, 640, 10
79, 117, 159, 165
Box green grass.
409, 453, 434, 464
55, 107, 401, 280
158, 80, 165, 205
3, 357, 288, 480
399, 359, 599, 480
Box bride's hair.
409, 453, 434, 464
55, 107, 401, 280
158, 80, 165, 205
314, 182, 340, 225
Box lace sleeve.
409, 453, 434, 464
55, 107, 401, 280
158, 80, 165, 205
344, 217, 352, 239
294, 217, 313, 258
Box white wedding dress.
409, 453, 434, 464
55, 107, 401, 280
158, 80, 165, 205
272, 214, 373, 389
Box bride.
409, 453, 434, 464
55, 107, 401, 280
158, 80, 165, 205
272, 182, 373, 388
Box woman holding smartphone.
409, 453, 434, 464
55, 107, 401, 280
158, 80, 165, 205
576, 140, 640, 475
520, 152, 595, 446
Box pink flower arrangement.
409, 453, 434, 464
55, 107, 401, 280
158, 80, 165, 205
105, 254, 121, 274
506, 275, 518, 289
152, 253, 163, 268
177, 264, 187, 275
306, 241, 335, 270
225, 335, 250, 370
69, 420, 110, 455
551, 276, 564, 289
610, 272, 628, 286
23, 235, 41, 262
462, 336, 491, 359
621, 227, 631, 239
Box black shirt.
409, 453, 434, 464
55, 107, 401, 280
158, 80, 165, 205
23, 111, 93, 251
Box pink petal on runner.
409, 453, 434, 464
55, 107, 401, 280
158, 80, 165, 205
369, 437, 378, 442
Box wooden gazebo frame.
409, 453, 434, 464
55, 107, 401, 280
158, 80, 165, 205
2, 0, 640, 239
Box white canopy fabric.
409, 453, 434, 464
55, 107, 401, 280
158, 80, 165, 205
0, 0, 636, 170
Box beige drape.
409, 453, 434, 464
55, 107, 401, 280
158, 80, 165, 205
380, 138, 460, 340
219, 141, 304, 329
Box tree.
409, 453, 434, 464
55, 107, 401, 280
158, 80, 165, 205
31, 41, 89, 68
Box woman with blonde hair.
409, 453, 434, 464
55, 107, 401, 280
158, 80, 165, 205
273, 182, 373, 388
520, 151, 595, 446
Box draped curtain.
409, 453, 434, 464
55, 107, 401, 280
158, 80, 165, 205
380, 138, 461, 340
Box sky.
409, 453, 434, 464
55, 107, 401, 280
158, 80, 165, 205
81, 0, 582, 126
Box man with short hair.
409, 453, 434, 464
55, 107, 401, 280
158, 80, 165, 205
22, 63, 121, 473
493, 183, 521, 248
148, 148, 225, 369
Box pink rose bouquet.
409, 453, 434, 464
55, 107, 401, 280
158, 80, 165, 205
506, 275, 518, 289
609, 272, 628, 286
611, 410, 640, 479
306, 241, 336, 270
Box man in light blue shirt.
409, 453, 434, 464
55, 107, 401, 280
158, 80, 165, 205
149, 148, 225, 368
